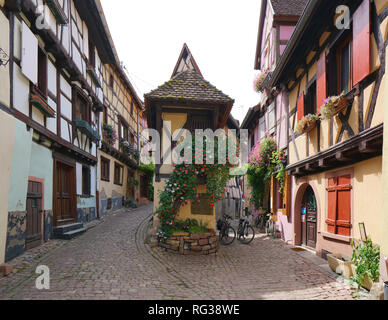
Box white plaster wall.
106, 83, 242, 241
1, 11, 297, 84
13, 64, 30, 116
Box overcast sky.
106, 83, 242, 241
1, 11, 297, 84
100, 0, 262, 124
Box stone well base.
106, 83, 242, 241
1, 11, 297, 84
159, 231, 219, 255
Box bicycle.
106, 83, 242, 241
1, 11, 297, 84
218, 214, 236, 245
237, 213, 255, 244
265, 212, 277, 238
254, 213, 268, 232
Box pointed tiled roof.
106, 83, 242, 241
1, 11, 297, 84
270, 0, 308, 16
144, 71, 234, 104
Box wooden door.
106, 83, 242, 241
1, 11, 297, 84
54, 161, 76, 226
26, 181, 43, 250
302, 186, 317, 248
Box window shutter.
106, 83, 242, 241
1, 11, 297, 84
270, 176, 276, 213
326, 177, 338, 234
297, 93, 305, 121
21, 22, 38, 84
353, 0, 370, 86
282, 173, 292, 216
316, 51, 327, 113
326, 175, 352, 236
76, 163, 82, 195
336, 175, 352, 236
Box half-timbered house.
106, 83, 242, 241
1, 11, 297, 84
242, 0, 308, 242
269, 0, 387, 259
0, 0, 146, 262
99, 58, 149, 217
145, 44, 234, 233
0, 1, 13, 265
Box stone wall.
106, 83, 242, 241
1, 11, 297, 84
158, 231, 219, 255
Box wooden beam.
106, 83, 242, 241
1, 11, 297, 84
359, 140, 378, 154
319, 158, 330, 168
335, 151, 351, 162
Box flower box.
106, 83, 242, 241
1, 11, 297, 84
46, 0, 68, 25
30, 93, 56, 118
320, 92, 348, 120
327, 253, 354, 279
351, 264, 375, 291
295, 115, 319, 135
73, 120, 100, 142
86, 65, 102, 88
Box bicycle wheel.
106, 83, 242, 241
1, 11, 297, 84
219, 226, 236, 245
238, 225, 255, 244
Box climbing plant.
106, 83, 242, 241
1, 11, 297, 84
247, 136, 287, 209
155, 135, 238, 242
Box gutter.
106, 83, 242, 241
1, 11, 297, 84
269, 0, 320, 88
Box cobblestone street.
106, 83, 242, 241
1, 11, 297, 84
0, 204, 363, 300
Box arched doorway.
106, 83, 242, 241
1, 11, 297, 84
301, 186, 317, 248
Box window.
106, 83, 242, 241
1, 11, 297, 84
326, 174, 352, 236
109, 74, 114, 89
37, 47, 48, 97
103, 105, 108, 124
89, 40, 95, 68
82, 166, 91, 196
268, 103, 275, 133
130, 132, 135, 145
259, 116, 266, 140
101, 157, 110, 181
338, 38, 352, 94
130, 101, 134, 115
305, 81, 317, 115
114, 162, 123, 185
74, 90, 90, 123
118, 118, 129, 141
327, 33, 353, 96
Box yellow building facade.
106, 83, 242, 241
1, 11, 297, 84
269, 0, 387, 264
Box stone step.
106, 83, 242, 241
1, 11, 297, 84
53, 223, 84, 236
55, 227, 87, 240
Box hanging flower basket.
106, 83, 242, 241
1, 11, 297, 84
295, 114, 320, 135
253, 70, 270, 93
320, 92, 348, 120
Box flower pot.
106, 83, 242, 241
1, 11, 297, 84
334, 97, 348, 115
303, 119, 317, 134
384, 281, 388, 300
351, 264, 375, 291
327, 254, 354, 279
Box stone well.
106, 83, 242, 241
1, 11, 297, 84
158, 231, 219, 255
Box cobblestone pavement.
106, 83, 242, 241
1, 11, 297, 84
0, 204, 364, 300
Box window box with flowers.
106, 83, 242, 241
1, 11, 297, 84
320, 92, 348, 121
102, 124, 118, 147
253, 70, 270, 93
295, 114, 320, 135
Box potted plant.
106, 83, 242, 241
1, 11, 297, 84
320, 91, 348, 120
295, 114, 320, 135
253, 70, 270, 93
351, 237, 380, 291
327, 253, 354, 279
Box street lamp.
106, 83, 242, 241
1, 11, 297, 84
0, 48, 10, 67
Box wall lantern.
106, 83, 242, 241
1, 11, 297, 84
0, 48, 10, 67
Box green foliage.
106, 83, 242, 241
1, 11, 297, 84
140, 163, 155, 201
351, 237, 380, 290
155, 136, 237, 242
247, 137, 287, 209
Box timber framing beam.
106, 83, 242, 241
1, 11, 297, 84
288, 124, 383, 177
